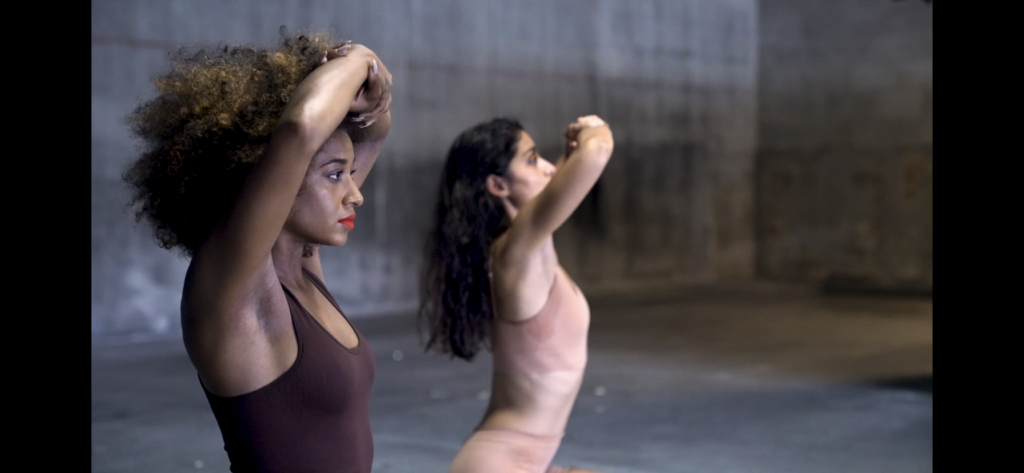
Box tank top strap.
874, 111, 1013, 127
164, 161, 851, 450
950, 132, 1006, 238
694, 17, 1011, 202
301, 269, 344, 314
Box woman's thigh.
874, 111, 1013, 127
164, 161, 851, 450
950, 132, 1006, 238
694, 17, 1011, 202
448, 429, 562, 473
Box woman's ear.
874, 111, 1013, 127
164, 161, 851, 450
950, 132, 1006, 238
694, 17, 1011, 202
485, 174, 510, 198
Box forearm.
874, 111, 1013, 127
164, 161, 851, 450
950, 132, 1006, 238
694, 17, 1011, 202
347, 111, 390, 187
278, 56, 373, 153
345, 110, 391, 143
511, 122, 612, 244
200, 56, 371, 274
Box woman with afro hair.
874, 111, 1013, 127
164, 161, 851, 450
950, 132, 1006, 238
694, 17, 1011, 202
123, 30, 392, 472
419, 115, 613, 473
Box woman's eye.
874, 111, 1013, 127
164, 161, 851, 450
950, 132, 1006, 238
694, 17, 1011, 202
350, 168, 357, 175
329, 171, 342, 180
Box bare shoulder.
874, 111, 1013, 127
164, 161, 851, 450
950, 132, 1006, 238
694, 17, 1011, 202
181, 252, 297, 397
489, 236, 558, 323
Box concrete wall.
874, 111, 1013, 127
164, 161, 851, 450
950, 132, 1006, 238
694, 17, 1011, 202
92, 0, 759, 339
756, 0, 932, 293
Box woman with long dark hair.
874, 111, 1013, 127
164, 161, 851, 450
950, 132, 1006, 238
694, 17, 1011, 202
420, 115, 613, 473
123, 31, 392, 472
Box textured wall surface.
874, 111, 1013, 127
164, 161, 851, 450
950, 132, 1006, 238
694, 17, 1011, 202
756, 0, 932, 292
92, 0, 759, 339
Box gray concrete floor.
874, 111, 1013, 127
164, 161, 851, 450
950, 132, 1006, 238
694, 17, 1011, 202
91, 285, 932, 473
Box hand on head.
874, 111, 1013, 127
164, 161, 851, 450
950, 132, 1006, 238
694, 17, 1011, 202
321, 41, 393, 127
563, 115, 608, 155
320, 41, 353, 64
576, 115, 607, 128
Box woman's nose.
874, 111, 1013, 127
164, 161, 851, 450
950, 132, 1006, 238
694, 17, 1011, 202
542, 159, 556, 177
344, 186, 364, 207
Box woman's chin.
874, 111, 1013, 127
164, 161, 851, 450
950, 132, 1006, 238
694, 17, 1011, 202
315, 228, 351, 247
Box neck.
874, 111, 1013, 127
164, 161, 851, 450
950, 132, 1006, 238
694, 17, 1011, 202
271, 233, 309, 288
499, 197, 519, 220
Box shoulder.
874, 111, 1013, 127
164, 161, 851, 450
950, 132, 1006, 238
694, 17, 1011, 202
489, 239, 558, 323
181, 255, 297, 395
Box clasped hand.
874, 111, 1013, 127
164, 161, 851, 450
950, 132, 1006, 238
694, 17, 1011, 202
321, 41, 393, 128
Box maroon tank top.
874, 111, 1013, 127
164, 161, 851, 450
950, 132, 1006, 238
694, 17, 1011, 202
201, 269, 375, 473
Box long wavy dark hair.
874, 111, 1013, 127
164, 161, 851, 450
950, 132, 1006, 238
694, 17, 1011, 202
418, 118, 524, 361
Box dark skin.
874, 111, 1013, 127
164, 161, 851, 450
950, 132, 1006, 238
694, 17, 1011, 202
300, 110, 391, 282
180, 43, 392, 397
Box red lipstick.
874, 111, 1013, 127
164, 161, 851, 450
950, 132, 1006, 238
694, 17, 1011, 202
340, 214, 355, 230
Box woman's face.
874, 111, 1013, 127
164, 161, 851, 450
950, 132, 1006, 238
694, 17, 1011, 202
284, 128, 363, 247
503, 131, 556, 209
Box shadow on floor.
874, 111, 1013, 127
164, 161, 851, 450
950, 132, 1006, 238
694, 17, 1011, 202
864, 374, 933, 394
818, 274, 933, 299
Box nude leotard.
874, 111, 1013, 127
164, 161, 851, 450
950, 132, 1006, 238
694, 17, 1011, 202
449, 266, 590, 473
491, 266, 589, 375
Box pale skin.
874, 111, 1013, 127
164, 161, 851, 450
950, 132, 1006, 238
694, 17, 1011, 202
480, 116, 613, 473
180, 43, 392, 398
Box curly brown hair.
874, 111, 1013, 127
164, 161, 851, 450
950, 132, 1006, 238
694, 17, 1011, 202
123, 28, 346, 257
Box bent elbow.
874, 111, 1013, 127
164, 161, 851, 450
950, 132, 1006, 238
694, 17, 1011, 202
274, 114, 309, 139
581, 137, 614, 161
273, 113, 324, 150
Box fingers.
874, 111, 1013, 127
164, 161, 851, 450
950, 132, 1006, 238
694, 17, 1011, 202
561, 115, 609, 155
563, 122, 584, 153
564, 140, 578, 157
360, 94, 391, 128
355, 59, 392, 123
349, 79, 391, 125
564, 115, 603, 139
325, 43, 392, 123
348, 64, 382, 120
361, 88, 392, 127
576, 115, 606, 128
373, 77, 393, 116
566, 122, 583, 136
563, 122, 581, 156
321, 41, 353, 64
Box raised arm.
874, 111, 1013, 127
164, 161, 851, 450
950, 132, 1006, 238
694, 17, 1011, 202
194, 44, 392, 295
503, 116, 614, 255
